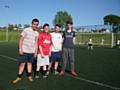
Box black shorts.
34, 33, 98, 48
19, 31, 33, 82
88, 44, 92, 46
18, 53, 34, 63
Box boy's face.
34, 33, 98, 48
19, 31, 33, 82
67, 24, 72, 29
55, 26, 60, 32
32, 21, 39, 30
44, 26, 49, 33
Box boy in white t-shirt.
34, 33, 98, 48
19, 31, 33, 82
88, 38, 93, 50
117, 39, 120, 48
12, 19, 39, 84
46, 24, 63, 75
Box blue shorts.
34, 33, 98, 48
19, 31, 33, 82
18, 53, 34, 63
50, 52, 61, 62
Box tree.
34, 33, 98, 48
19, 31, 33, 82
104, 14, 120, 25
103, 14, 120, 33
104, 14, 120, 46
53, 11, 73, 29
8, 24, 14, 31
24, 24, 30, 28
18, 24, 22, 28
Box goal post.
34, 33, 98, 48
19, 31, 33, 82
0, 28, 8, 42
75, 32, 115, 47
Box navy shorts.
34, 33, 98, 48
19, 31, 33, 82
18, 53, 34, 63
50, 52, 61, 62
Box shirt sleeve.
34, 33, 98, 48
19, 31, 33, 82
73, 31, 75, 37
21, 29, 27, 38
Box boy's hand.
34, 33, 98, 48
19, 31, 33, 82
41, 54, 45, 58
49, 52, 51, 57
19, 49, 23, 55
34, 53, 37, 58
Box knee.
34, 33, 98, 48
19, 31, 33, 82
19, 63, 25, 68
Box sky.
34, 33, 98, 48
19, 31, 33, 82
0, 0, 120, 27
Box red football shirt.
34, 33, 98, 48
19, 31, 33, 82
38, 32, 52, 55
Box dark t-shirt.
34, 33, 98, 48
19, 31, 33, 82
63, 30, 75, 48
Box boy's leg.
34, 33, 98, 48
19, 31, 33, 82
32, 57, 37, 77
59, 48, 68, 76
54, 52, 60, 71
12, 63, 25, 84
27, 62, 33, 82
35, 66, 40, 79
69, 48, 75, 72
27, 62, 32, 75
35, 54, 40, 78
54, 61, 58, 70
48, 62, 52, 71
91, 45, 93, 50
42, 65, 48, 78
46, 62, 52, 75
47, 52, 54, 75
88, 45, 90, 50
44, 56, 50, 78
54, 61, 59, 75
69, 48, 78, 76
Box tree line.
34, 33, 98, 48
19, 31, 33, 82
1, 11, 120, 32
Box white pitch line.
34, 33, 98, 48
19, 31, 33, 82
66, 74, 120, 90
0, 54, 120, 90
0, 54, 17, 61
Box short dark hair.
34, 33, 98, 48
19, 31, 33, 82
55, 24, 61, 28
66, 21, 73, 25
43, 23, 49, 29
32, 18, 39, 23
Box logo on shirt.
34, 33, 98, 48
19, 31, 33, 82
43, 39, 50, 44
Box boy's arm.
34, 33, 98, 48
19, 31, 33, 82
19, 36, 24, 55
49, 35, 52, 56
39, 45, 44, 57
38, 33, 45, 57
73, 37, 76, 45
73, 31, 76, 45
49, 45, 52, 57
60, 35, 63, 51
34, 32, 39, 57
34, 42, 38, 57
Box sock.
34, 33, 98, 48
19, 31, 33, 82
17, 73, 23, 78
43, 70, 47, 75
27, 72, 31, 77
36, 71, 39, 76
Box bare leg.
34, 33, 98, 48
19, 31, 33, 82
54, 61, 58, 70
18, 63, 26, 75
27, 62, 32, 73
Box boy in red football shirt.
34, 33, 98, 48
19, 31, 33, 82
35, 23, 52, 79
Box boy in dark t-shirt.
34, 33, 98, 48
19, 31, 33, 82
59, 21, 78, 77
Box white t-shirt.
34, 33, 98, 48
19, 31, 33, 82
117, 40, 120, 45
51, 32, 63, 52
88, 38, 92, 44
21, 27, 39, 53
